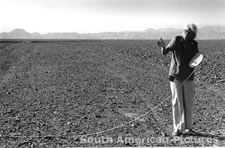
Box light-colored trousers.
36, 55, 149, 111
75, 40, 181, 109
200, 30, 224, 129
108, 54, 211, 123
170, 80, 194, 132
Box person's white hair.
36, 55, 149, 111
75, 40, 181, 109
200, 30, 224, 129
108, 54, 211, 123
185, 23, 198, 34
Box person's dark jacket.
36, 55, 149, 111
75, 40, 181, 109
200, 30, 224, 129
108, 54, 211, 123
162, 36, 199, 81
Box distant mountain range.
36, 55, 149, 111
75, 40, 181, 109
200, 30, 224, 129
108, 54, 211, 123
1, 26, 225, 39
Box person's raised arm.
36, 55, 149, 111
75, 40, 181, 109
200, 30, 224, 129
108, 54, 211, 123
157, 37, 176, 55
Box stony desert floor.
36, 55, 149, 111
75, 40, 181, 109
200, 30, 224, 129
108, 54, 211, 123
0, 40, 224, 147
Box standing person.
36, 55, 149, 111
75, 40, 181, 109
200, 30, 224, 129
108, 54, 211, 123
157, 23, 200, 136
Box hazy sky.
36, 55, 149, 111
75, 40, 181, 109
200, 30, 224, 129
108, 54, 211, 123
0, 0, 225, 33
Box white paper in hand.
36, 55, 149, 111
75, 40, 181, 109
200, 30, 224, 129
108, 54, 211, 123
189, 53, 204, 68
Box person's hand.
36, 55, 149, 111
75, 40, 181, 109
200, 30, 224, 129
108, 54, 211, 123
157, 38, 165, 48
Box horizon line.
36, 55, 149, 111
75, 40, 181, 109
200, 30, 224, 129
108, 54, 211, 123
1, 24, 225, 34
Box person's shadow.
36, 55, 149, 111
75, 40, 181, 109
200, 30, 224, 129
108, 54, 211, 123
183, 131, 225, 146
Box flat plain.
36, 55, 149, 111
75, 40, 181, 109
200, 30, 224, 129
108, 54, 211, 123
0, 39, 225, 147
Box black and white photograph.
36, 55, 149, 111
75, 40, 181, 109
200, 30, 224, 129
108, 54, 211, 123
0, 0, 225, 147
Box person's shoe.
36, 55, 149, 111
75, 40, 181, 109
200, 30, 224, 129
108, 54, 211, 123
172, 130, 182, 136
183, 129, 197, 136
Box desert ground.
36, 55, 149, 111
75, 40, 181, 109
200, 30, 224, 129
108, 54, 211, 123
0, 39, 224, 147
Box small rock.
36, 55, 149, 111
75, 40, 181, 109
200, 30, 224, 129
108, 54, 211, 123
158, 108, 163, 111
96, 114, 101, 118
13, 116, 21, 122
66, 122, 72, 125
10, 132, 21, 137
97, 121, 103, 125
131, 122, 140, 128
74, 137, 80, 142
53, 111, 59, 114
160, 132, 166, 137
44, 135, 54, 140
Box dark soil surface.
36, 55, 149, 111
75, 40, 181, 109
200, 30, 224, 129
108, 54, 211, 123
0, 40, 224, 147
